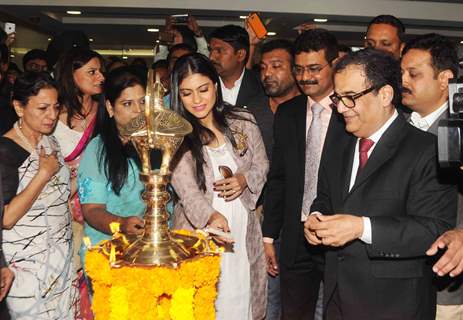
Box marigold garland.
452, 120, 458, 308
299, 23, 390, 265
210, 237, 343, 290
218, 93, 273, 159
85, 246, 220, 320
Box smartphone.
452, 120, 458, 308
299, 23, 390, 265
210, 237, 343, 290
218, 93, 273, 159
218, 165, 233, 179
248, 13, 267, 39
171, 14, 189, 24
158, 31, 174, 44
4, 22, 15, 35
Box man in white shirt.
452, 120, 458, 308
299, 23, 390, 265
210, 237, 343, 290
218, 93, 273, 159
209, 25, 263, 107
305, 48, 456, 319
401, 33, 462, 320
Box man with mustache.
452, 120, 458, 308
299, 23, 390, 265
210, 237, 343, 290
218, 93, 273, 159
365, 15, 405, 61
262, 29, 339, 320
305, 48, 456, 320
209, 24, 264, 107
247, 39, 300, 320
401, 33, 463, 320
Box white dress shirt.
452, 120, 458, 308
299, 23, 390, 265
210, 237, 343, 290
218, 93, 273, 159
220, 68, 245, 106
409, 102, 448, 131
349, 110, 398, 243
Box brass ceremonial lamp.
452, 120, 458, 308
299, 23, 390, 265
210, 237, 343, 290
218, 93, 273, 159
106, 71, 216, 267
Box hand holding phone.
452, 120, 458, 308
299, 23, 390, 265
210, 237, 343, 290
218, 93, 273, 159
247, 13, 267, 40
4, 22, 15, 35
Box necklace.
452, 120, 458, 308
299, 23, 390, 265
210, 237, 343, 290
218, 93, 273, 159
14, 121, 40, 153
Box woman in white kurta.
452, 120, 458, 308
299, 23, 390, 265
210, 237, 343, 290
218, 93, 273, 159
170, 54, 269, 320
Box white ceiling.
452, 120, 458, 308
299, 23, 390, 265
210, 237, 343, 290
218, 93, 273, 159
1, 0, 462, 54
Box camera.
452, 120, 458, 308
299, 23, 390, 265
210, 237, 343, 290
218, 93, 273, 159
437, 80, 463, 167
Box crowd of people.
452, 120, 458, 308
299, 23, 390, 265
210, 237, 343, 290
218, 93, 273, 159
0, 12, 462, 320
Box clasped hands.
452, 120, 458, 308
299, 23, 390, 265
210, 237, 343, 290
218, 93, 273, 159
304, 212, 364, 247
213, 173, 247, 201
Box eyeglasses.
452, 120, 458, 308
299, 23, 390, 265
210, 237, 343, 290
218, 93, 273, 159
329, 86, 379, 108
293, 63, 330, 76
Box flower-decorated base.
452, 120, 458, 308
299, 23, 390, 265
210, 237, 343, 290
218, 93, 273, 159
85, 241, 221, 320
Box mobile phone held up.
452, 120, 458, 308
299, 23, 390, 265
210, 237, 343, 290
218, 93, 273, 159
248, 13, 267, 39
4, 22, 15, 35
171, 14, 189, 24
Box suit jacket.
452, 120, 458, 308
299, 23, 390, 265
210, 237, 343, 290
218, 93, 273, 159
236, 68, 265, 108
171, 111, 269, 320
262, 94, 335, 268
311, 113, 457, 319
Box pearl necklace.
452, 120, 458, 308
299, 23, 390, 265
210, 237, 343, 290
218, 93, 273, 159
14, 121, 40, 154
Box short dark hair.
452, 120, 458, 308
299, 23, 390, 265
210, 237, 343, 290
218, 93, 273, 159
167, 43, 195, 65
334, 48, 402, 107
12, 71, 58, 106
338, 44, 353, 54
294, 28, 339, 63
261, 39, 294, 64
402, 33, 459, 78
367, 15, 405, 41
210, 25, 250, 62
152, 59, 168, 70
22, 49, 47, 69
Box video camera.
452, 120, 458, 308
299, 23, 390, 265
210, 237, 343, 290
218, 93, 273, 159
438, 80, 463, 167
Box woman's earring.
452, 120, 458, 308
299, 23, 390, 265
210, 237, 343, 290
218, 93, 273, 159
18, 117, 23, 129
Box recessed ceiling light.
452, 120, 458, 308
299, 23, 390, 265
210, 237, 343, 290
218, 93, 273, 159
314, 18, 328, 23
460, 40, 463, 44
147, 28, 159, 32
239, 16, 247, 19
66, 10, 82, 15
47, 37, 52, 41
122, 56, 128, 60
89, 38, 94, 42
267, 32, 277, 36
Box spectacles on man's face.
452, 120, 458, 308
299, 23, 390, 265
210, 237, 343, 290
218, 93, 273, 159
293, 62, 330, 76
329, 86, 379, 108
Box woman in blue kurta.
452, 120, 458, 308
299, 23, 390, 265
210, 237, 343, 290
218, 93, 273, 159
77, 67, 149, 263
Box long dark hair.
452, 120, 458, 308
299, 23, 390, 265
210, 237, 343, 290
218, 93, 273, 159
171, 53, 249, 191
55, 47, 103, 128
94, 67, 144, 195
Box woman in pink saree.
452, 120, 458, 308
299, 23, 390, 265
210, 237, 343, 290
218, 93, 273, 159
53, 47, 105, 319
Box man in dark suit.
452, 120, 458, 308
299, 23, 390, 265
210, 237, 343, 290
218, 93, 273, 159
401, 33, 463, 319
247, 38, 300, 320
209, 24, 264, 107
305, 48, 457, 320
262, 29, 339, 319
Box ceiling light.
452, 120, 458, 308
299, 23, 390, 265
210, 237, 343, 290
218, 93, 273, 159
460, 40, 463, 44
66, 10, 82, 15
147, 28, 159, 32
89, 38, 94, 42
267, 32, 277, 36
122, 56, 128, 60
156, 40, 160, 43
47, 37, 52, 41
314, 18, 328, 23
239, 16, 247, 19
9, 54, 14, 58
